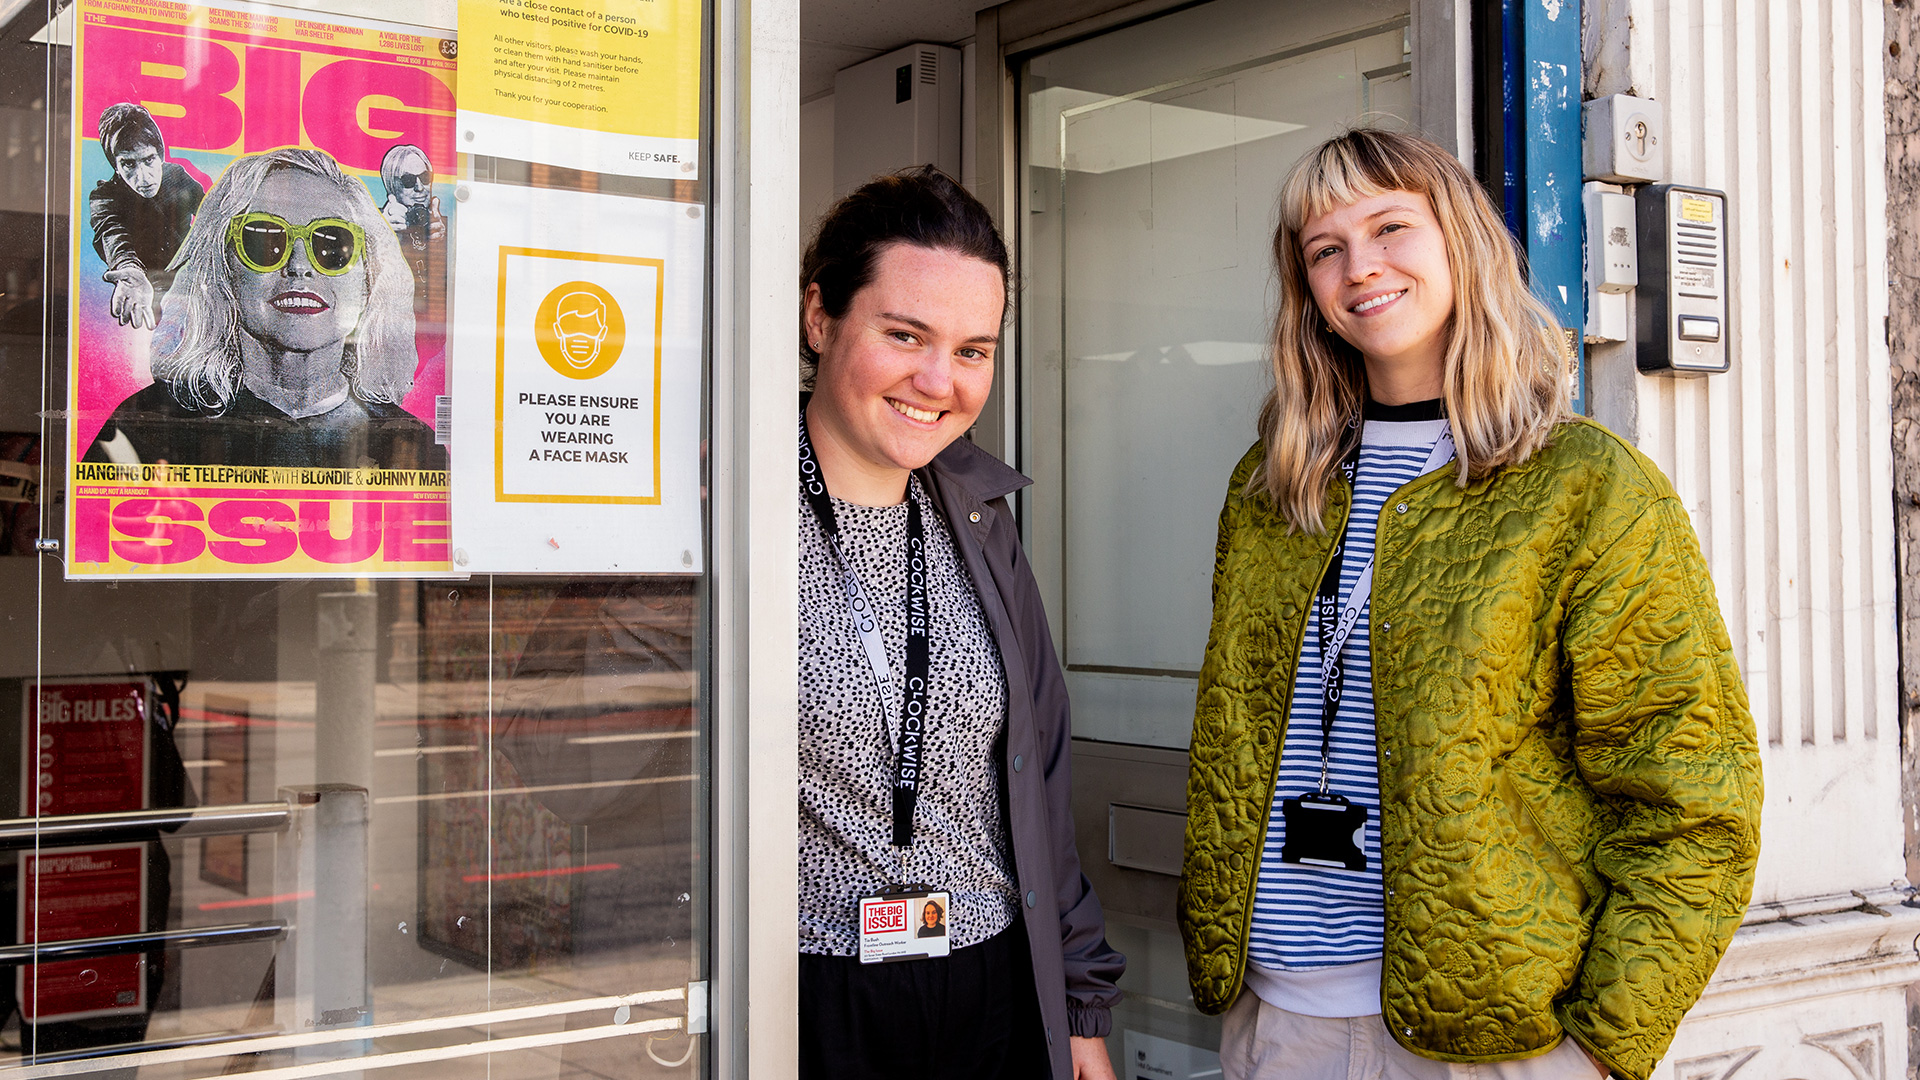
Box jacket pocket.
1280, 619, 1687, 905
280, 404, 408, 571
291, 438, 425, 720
1499, 732, 1614, 923
1487, 745, 1605, 999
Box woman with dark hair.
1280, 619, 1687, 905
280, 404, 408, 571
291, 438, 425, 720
797, 166, 1123, 1079
918, 900, 947, 938
1179, 129, 1761, 1080
84, 147, 442, 471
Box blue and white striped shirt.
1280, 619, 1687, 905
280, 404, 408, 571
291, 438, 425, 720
1244, 414, 1450, 1015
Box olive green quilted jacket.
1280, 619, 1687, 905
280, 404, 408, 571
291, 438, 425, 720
1178, 420, 1761, 1080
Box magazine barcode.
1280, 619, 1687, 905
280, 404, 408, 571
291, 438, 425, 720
434, 396, 452, 446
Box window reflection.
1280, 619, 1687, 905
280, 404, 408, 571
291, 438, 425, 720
0, 575, 706, 1074
0, 0, 712, 1067
420, 579, 699, 984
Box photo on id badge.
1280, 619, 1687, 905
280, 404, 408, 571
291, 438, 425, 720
859, 890, 951, 963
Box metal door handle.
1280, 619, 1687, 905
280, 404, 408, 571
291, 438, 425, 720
0, 801, 292, 850
0, 920, 288, 965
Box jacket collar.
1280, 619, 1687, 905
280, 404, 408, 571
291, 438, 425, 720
926, 434, 1031, 504
918, 435, 1028, 548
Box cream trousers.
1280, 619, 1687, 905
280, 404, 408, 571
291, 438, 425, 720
1219, 992, 1608, 1080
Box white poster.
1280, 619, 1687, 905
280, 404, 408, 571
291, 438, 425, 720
450, 182, 703, 573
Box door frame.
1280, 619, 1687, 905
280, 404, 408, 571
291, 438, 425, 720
709, 0, 802, 1074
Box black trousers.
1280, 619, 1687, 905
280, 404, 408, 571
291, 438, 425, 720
799, 919, 1051, 1080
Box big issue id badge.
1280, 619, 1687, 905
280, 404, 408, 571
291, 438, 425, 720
858, 889, 952, 963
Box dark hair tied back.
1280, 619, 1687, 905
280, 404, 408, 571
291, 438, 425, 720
799, 165, 1010, 384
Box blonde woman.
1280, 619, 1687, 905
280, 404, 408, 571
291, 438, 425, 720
1178, 129, 1761, 1080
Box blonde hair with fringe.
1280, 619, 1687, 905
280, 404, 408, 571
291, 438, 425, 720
152, 148, 417, 412
1255, 129, 1571, 534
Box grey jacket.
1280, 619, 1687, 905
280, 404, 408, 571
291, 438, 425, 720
919, 435, 1126, 1075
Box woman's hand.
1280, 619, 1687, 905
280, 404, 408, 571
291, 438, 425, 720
1070, 1035, 1117, 1080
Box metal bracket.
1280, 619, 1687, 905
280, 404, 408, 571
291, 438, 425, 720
685, 980, 709, 1034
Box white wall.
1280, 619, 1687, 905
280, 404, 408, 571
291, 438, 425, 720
799, 94, 836, 243
1586, 0, 1900, 910
1581, 12, 1919, 1080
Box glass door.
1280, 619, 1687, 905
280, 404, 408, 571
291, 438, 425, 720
1019, 0, 1412, 1071
5, 0, 717, 1073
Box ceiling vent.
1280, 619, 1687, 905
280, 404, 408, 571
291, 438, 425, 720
833, 43, 962, 198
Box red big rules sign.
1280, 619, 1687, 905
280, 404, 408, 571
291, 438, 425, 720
18, 679, 151, 1022
24, 679, 149, 816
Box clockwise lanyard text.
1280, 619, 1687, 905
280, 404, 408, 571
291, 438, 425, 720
1311, 420, 1456, 794
799, 414, 930, 847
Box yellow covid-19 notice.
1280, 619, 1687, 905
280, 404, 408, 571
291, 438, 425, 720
456, 0, 702, 178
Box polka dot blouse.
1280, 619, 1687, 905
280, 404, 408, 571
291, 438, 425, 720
797, 475, 1019, 956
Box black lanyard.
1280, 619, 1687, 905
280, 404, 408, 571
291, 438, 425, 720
1309, 435, 1365, 794
1310, 421, 1455, 793
800, 413, 930, 847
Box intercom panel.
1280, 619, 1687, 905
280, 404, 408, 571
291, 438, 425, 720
1635, 184, 1730, 375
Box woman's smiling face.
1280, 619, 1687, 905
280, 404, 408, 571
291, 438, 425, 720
228, 168, 369, 356
805, 242, 1003, 483
1299, 188, 1455, 399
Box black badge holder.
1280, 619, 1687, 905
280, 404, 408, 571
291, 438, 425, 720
1279, 792, 1368, 871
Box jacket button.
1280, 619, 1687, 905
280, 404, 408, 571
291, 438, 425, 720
1025, 890, 1037, 908
1395, 503, 1409, 514
1013, 754, 1024, 772
1381, 622, 1391, 632
1404, 1027, 1414, 1036
969, 511, 981, 522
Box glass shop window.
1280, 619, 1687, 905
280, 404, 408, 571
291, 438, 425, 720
0, 0, 714, 1074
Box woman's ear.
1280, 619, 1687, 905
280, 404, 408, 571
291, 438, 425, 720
802, 282, 831, 352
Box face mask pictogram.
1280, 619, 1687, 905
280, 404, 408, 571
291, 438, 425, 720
533, 280, 626, 380
552, 293, 611, 368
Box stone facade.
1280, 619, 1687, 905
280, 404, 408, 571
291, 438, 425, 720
1584, 2, 1920, 1079
1886, 0, 1920, 1076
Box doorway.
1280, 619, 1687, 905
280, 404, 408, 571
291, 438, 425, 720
1015, 0, 1417, 1069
